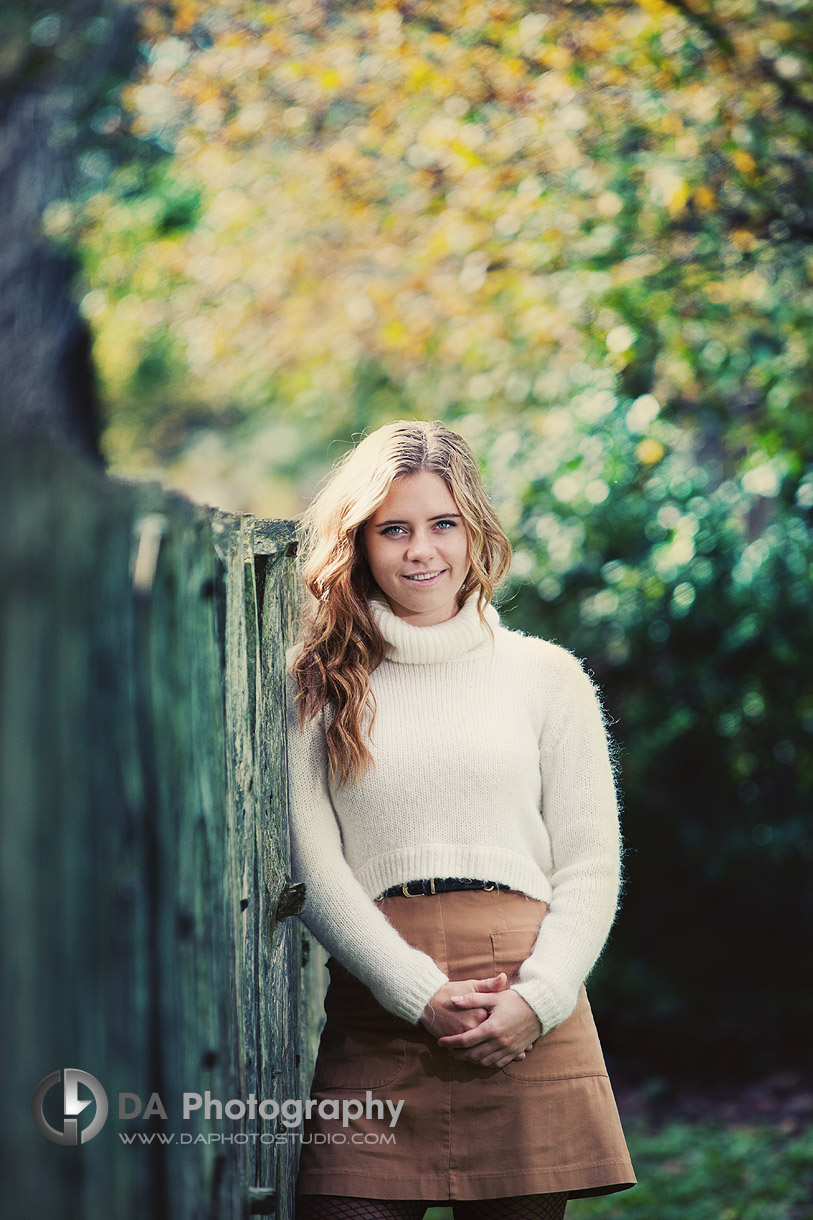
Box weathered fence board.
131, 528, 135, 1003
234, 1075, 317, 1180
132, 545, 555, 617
0, 425, 317, 1219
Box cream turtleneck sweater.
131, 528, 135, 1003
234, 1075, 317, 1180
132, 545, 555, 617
285, 593, 622, 1035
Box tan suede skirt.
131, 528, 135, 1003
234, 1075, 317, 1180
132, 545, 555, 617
296, 887, 636, 1201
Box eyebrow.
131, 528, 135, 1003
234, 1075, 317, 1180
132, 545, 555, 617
374, 513, 463, 527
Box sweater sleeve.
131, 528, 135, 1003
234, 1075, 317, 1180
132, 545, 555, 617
510, 650, 622, 1035
284, 674, 450, 1024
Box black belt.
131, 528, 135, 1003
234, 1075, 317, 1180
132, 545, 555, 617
377, 877, 512, 899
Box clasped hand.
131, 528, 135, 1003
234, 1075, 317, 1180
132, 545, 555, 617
419, 972, 541, 1069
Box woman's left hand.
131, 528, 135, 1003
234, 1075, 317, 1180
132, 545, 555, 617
436, 988, 542, 1068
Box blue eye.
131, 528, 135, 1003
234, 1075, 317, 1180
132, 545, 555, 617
378, 519, 458, 536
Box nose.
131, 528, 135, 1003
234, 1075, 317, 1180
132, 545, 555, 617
404, 530, 436, 563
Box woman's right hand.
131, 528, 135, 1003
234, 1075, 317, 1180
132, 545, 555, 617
420, 973, 536, 1062
420, 974, 536, 1062
418, 972, 509, 1036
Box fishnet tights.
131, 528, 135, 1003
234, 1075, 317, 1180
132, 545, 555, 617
454, 1198, 567, 1220
295, 1192, 568, 1220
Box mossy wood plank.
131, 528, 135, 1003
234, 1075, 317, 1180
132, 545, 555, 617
0, 427, 303, 1220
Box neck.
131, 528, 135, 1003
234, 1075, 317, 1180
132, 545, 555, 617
369, 590, 500, 664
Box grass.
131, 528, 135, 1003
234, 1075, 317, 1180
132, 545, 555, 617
423, 1120, 813, 1219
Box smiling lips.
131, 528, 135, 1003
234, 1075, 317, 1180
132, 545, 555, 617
402, 569, 446, 582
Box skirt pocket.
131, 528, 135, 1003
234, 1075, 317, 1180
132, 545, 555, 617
310, 1025, 408, 1091
310, 957, 410, 1092
491, 929, 608, 1083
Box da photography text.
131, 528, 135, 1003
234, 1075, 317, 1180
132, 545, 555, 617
135, 1090, 405, 1128
32, 1069, 404, 1147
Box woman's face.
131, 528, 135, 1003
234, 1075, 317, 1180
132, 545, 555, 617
362, 470, 471, 626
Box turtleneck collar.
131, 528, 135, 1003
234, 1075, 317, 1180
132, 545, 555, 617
369, 591, 500, 664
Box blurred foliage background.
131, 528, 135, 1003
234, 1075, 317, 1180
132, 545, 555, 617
20, 0, 813, 1077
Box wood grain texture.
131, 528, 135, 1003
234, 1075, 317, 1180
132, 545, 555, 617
0, 425, 314, 1219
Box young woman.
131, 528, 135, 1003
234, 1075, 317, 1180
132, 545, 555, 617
285, 420, 636, 1220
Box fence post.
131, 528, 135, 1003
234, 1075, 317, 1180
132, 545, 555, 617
0, 425, 315, 1220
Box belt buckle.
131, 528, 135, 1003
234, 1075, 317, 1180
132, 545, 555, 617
483, 881, 496, 891
401, 878, 436, 897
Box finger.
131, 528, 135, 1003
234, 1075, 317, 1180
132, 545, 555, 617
479, 1046, 514, 1067
437, 1021, 495, 1050
454, 1046, 508, 1067
448, 1044, 499, 1062
466, 973, 508, 993
455, 1008, 489, 1028
450, 992, 500, 1010
446, 1033, 505, 1061
484, 972, 509, 991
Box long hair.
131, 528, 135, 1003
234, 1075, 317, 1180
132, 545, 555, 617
291, 420, 512, 785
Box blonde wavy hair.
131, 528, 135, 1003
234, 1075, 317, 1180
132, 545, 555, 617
291, 420, 512, 785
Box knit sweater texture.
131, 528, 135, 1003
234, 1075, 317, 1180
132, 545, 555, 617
285, 592, 622, 1035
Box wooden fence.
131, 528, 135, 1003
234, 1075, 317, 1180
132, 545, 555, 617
0, 426, 324, 1219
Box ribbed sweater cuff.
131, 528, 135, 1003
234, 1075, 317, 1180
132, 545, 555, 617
510, 979, 579, 1036
383, 959, 450, 1025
